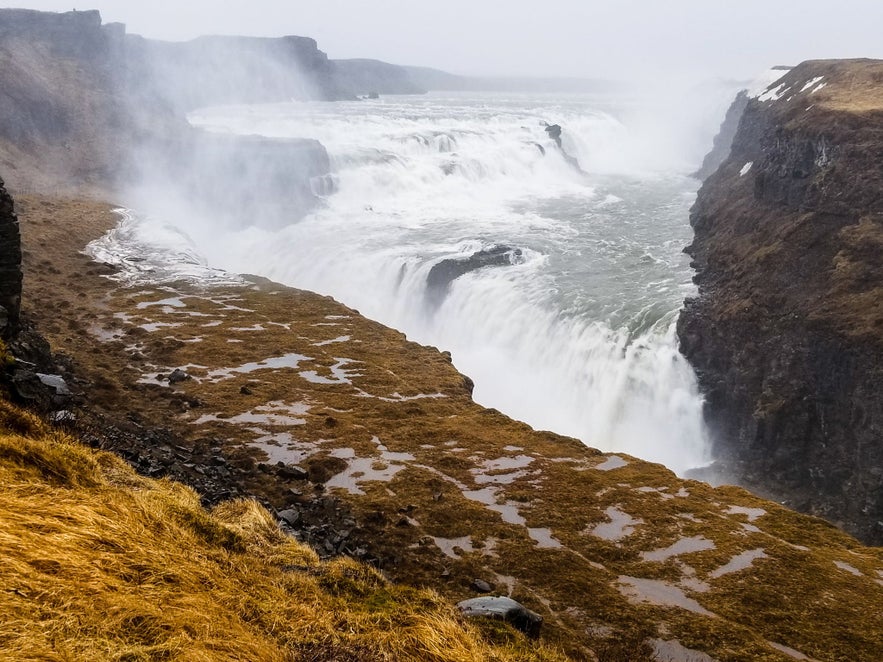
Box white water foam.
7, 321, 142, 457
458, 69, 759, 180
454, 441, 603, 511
100, 91, 722, 474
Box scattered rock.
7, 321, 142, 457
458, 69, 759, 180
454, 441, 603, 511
457, 596, 543, 639
50, 410, 76, 425
239, 385, 252, 395
167, 368, 191, 384
36, 372, 71, 396
276, 462, 309, 480
470, 578, 493, 593
277, 508, 301, 526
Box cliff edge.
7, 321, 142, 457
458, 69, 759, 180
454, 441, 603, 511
0, 176, 21, 339
679, 59, 883, 544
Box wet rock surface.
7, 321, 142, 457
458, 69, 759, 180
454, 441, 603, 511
679, 60, 883, 544
426, 245, 523, 307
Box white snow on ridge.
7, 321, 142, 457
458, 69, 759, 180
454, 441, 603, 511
801, 76, 825, 92
747, 67, 791, 99
758, 83, 790, 103
740, 162, 753, 176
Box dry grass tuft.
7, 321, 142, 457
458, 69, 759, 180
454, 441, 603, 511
0, 403, 569, 662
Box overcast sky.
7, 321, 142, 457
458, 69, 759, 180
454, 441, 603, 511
5, 1, 883, 80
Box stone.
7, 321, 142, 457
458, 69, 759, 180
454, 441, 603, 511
36, 373, 71, 396
277, 508, 301, 526
470, 578, 493, 593
457, 596, 543, 639
50, 410, 76, 425
276, 463, 309, 480
167, 368, 191, 384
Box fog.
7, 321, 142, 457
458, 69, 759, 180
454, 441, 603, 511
7, 0, 883, 80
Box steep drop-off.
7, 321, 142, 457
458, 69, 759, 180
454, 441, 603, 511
679, 59, 883, 544
0, 176, 21, 339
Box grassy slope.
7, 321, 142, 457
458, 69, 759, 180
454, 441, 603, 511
12, 194, 883, 662
0, 395, 567, 661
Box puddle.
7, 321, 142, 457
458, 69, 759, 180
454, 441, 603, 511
432, 536, 474, 559
595, 456, 628, 471
768, 641, 819, 661
251, 432, 316, 465
313, 335, 351, 346
651, 639, 718, 662
590, 506, 642, 541
207, 353, 311, 382
528, 528, 562, 548
642, 536, 716, 562
462, 487, 526, 526
140, 321, 183, 333
192, 401, 310, 427
300, 358, 363, 385
833, 561, 862, 576
726, 505, 766, 522
89, 325, 126, 342
324, 437, 415, 495
325, 457, 407, 495
617, 577, 714, 616
710, 549, 767, 579
376, 392, 447, 402
136, 296, 187, 310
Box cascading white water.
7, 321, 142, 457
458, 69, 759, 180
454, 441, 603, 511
115, 91, 726, 475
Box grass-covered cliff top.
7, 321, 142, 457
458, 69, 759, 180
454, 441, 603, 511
0, 395, 568, 661
6, 194, 882, 661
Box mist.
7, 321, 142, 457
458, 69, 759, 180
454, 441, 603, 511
8, 0, 883, 82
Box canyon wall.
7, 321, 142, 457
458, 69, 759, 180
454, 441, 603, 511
0, 177, 20, 339
679, 59, 883, 544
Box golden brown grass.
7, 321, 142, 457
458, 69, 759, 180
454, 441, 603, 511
0, 399, 568, 662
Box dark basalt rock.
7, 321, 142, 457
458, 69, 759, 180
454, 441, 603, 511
167, 368, 191, 384
542, 122, 583, 171
425, 245, 523, 308
0, 176, 21, 340
677, 60, 883, 544
457, 596, 543, 638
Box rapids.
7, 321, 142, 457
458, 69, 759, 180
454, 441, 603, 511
102, 90, 735, 474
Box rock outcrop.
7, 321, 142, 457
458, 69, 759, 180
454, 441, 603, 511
0, 176, 20, 339
426, 245, 523, 307
678, 59, 883, 544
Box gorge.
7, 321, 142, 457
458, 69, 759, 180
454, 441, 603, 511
0, 8, 881, 662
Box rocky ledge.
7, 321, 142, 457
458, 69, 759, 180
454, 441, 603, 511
678, 59, 883, 545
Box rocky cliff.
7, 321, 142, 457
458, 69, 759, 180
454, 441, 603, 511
678, 59, 883, 544
0, 9, 128, 189
0, 177, 20, 339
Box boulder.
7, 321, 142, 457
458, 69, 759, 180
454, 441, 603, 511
457, 596, 543, 639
